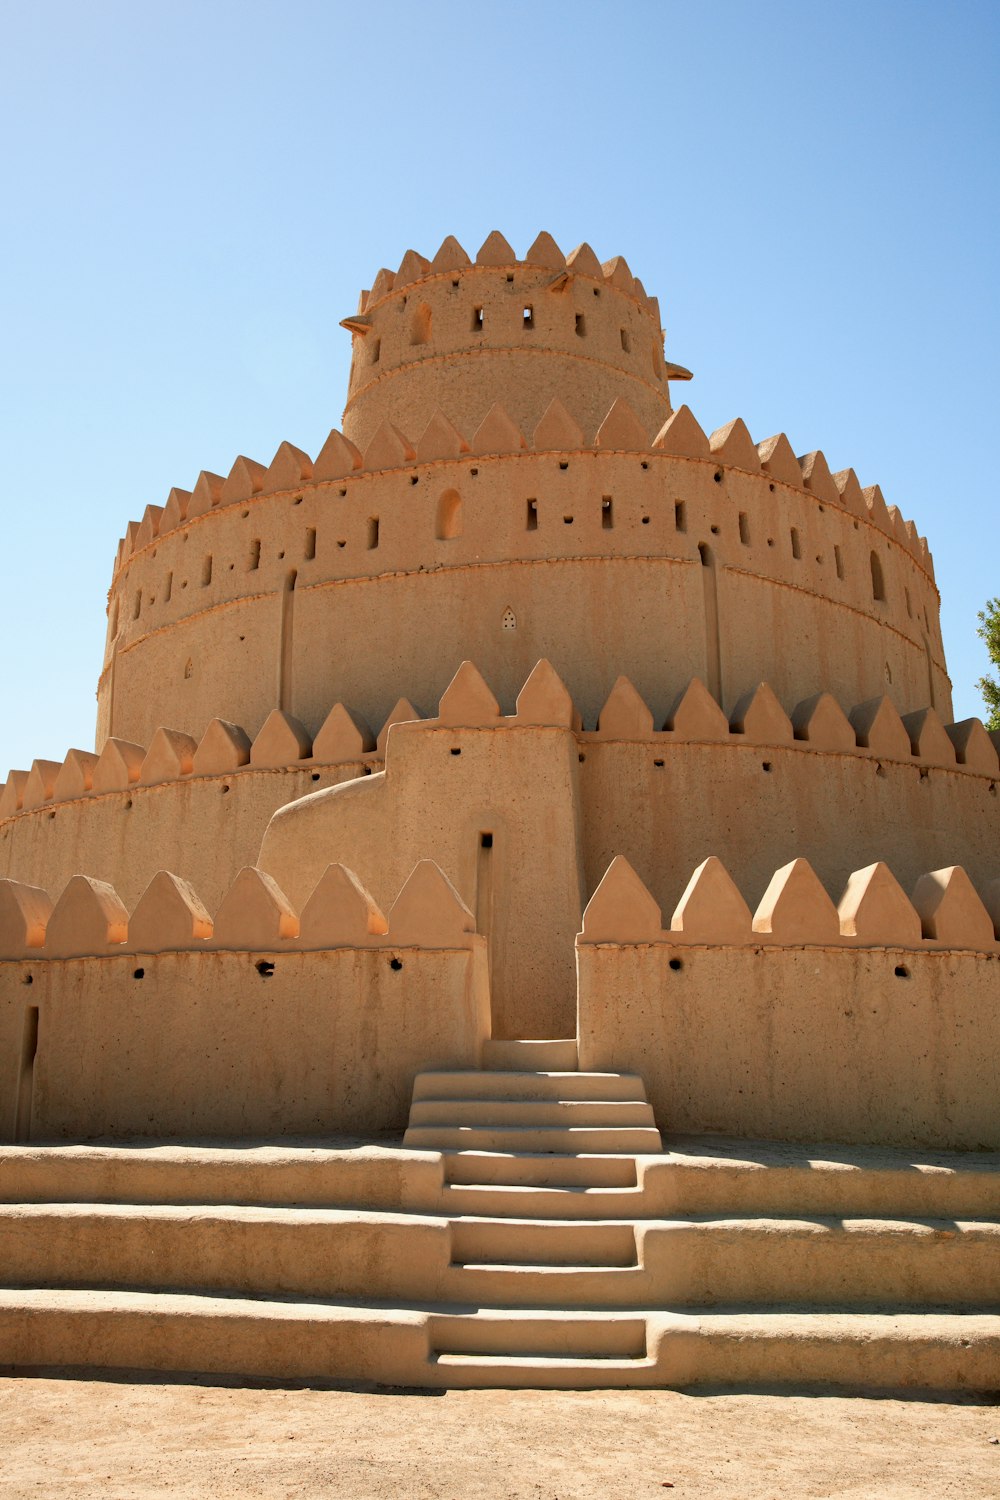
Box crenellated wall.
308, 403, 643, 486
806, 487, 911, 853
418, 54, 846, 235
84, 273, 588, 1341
577, 856, 1000, 1149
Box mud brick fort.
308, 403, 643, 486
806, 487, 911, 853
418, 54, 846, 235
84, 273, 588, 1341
0, 231, 997, 1389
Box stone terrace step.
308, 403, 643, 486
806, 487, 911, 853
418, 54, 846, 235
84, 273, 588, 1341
449, 1217, 637, 1267
412, 1071, 647, 1102
441, 1152, 640, 1188
407, 1099, 657, 1129
402, 1125, 663, 1154
482, 1040, 578, 1072
429, 1352, 658, 1389
428, 1309, 647, 1359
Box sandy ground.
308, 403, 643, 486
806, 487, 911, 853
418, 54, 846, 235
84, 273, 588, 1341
0, 1375, 997, 1498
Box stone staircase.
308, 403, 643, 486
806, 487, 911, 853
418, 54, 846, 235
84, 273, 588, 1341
0, 1039, 996, 1389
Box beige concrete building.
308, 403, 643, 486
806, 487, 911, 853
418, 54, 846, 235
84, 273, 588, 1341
0, 233, 997, 1391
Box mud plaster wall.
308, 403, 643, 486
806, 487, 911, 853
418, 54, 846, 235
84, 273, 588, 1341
577, 944, 1000, 1149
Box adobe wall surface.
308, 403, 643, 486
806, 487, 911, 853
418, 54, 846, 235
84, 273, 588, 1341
96, 441, 947, 751
578, 943, 1000, 1150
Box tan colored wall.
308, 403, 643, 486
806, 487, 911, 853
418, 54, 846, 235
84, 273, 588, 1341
97, 446, 946, 752
0, 763, 369, 912
580, 739, 1000, 915
577, 943, 1000, 1149
1, 943, 489, 1142
259, 723, 585, 1040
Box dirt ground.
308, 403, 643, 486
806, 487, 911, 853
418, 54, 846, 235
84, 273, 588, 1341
0, 1375, 997, 1498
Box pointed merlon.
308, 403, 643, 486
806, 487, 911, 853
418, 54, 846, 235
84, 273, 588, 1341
476, 230, 517, 266
757, 434, 802, 488
129, 871, 213, 952
524, 231, 564, 269
832, 468, 867, 518
838, 862, 921, 945
0, 770, 29, 818
848, 697, 912, 760
160, 487, 192, 531
580, 856, 661, 945
46, 874, 129, 957
667, 679, 730, 740
220, 455, 268, 507
369, 268, 396, 302
862, 484, 892, 534
797, 451, 840, 505
900, 707, 955, 765
888, 505, 909, 548
363, 420, 416, 471
53, 749, 99, 801
598, 676, 654, 739
299, 863, 388, 948
312, 703, 375, 763
92, 738, 146, 794
728, 683, 793, 744
395, 248, 430, 287
134, 504, 163, 551
314, 428, 362, 481
438, 662, 501, 727
387, 860, 475, 947
124, 520, 141, 556
250, 709, 313, 767
652, 406, 710, 460
791, 692, 856, 753
601, 255, 634, 293
213, 867, 299, 947
565, 242, 603, 278
193, 719, 253, 776
377, 698, 424, 754
533, 398, 585, 452
471, 402, 526, 456
140, 727, 197, 785
265, 441, 313, 492
752, 858, 840, 944
708, 418, 761, 472
21, 759, 63, 810
416, 409, 469, 463
911, 866, 995, 948
594, 398, 648, 451
945, 718, 1000, 776
185, 470, 225, 519
516, 659, 578, 729
0, 878, 53, 956
670, 856, 752, 944
428, 235, 472, 275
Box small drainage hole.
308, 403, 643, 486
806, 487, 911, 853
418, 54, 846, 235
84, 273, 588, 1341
256, 960, 275, 977
895, 965, 910, 978
133, 968, 145, 980
390, 958, 403, 971
668, 958, 683, 972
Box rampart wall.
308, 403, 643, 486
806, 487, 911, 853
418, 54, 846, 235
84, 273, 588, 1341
96, 402, 948, 751
0, 861, 489, 1142
577, 856, 1000, 1149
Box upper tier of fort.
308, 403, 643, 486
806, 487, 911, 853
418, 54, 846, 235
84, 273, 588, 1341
96, 232, 948, 750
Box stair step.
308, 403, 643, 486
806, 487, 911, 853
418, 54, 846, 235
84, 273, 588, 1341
403, 1125, 662, 1155
442, 1182, 645, 1219
412, 1071, 646, 1102
408, 1099, 656, 1129
482, 1040, 578, 1072
444, 1263, 645, 1308
429, 1310, 646, 1358
450, 1218, 636, 1267
428, 1352, 657, 1388
441, 1152, 640, 1188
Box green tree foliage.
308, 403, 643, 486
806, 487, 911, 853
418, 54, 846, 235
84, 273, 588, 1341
977, 597, 1000, 730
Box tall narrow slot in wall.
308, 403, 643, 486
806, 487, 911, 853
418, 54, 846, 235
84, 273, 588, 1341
277, 569, 297, 713
476, 832, 495, 991
14, 1005, 38, 1143
924, 635, 936, 709
698, 542, 723, 704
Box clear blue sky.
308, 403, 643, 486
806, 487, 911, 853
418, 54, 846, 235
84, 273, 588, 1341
1, 0, 997, 774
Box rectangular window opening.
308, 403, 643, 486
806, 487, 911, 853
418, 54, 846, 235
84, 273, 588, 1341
526, 498, 538, 532
674, 500, 686, 533
305, 527, 317, 561
472, 306, 483, 332
575, 313, 586, 338
370, 338, 380, 364
202, 555, 213, 586
367, 516, 380, 550
834, 544, 844, 580
132, 590, 142, 620
480, 831, 493, 849
738, 512, 750, 546
602, 496, 614, 530
164, 571, 173, 603
249, 538, 261, 571
620, 327, 630, 352
523, 306, 533, 328
790, 527, 801, 560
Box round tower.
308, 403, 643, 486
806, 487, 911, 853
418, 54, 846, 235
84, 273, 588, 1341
340, 232, 684, 451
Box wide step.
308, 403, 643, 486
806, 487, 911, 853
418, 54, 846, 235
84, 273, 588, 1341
408, 1099, 656, 1128
412, 1071, 647, 1102
450, 1217, 637, 1267
403, 1125, 662, 1154
441, 1152, 640, 1188
429, 1310, 646, 1358
429, 1352, 657, 1389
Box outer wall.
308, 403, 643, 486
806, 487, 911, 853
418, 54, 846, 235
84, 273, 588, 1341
97, 451, 948, 752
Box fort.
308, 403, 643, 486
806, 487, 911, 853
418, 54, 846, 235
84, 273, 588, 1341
0, 231, 997, 1390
